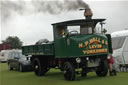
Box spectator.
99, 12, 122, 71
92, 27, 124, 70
107, 54, 116, 76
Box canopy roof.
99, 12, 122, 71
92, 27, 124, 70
52, 19, 106, 27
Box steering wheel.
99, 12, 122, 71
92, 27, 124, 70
68, 30, 79, 35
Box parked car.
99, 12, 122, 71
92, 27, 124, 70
0, 50, 11, 63
7, 50, 32, 72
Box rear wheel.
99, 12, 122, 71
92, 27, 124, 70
63, 62, 75, 81
33, 58, 49, 76
96, 60, 108, 77
8, 63, 13, 71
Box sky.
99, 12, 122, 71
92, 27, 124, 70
0, 0, 128, 45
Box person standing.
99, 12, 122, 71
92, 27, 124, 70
107, 54, 116, 76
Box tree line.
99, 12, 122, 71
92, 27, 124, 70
1, 36, 23, 49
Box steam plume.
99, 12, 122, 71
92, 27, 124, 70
0, 0, 25, 21
0, 0, 90, 21
32, 0, 90, 14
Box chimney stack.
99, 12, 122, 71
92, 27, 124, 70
80, 8, 93, 20
84, 9, 93, 19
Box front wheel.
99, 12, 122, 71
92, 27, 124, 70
63, 62, 75, 81
19, 64, 24, 72
8, 63, 13, 71
96, 60, 108, 77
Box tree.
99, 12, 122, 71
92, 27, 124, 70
2, 36, 23, 49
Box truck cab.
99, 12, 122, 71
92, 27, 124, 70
52, 19, 110, 58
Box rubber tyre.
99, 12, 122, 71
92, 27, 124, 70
33, 58, 48, 76
8, 63, 13, 71
19, 64, 24, 72
96, 60, 108, 77
63, 62, 75, 81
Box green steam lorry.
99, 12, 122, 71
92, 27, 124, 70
22, 19, 112, 81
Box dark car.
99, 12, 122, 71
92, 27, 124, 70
7, 50, 32, 72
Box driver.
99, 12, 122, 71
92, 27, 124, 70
61, 29, 66, 37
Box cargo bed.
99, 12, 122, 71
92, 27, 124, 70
22, 43, 54, 56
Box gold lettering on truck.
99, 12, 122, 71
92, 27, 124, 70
78, 37, 108, 55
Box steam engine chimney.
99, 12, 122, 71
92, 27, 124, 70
84, 9, 93, 19
80, 8, 93, 20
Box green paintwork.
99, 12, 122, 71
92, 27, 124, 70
106, 34, 113, 54
52, 19, 111, 58
22, 19, 112, 59
22, 43, 54, 56
54, 34, 109, 58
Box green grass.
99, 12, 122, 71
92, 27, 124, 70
0, 63, 128, 85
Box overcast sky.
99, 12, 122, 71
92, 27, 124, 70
0, 0, 128, 45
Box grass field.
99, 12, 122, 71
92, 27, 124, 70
0, 63, 128, 85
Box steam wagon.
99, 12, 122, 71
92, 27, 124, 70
22, 18, 112, 80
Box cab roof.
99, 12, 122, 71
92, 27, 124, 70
52, 19, 106, 27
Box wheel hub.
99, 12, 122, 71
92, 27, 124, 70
64, 70, 67, 74
35, 65, 39, 69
